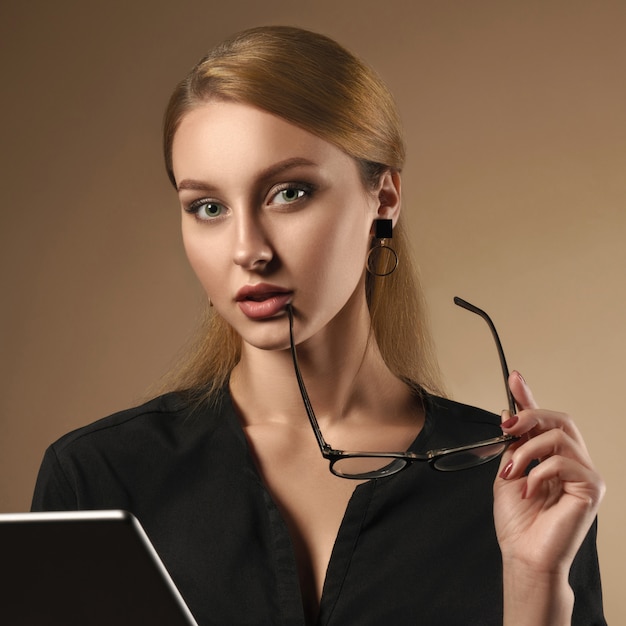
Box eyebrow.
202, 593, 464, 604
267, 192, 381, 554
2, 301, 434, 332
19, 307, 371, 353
176, 157, 319, 193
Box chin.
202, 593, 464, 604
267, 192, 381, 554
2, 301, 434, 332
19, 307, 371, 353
244, 336, 291, 353
237, 318, 292, 353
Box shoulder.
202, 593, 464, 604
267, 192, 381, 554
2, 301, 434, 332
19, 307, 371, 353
426, 394, 500, 425
421, 393, 502, 447
49, 388, 232, 459
32, 387, 239, 511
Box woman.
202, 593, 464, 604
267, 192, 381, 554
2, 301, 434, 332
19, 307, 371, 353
32, 26, 605, 625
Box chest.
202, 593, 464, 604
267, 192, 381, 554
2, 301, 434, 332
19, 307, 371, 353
142, 432, 502, 626
242, 422, 361, 617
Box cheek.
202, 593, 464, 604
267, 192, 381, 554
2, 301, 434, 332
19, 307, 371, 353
291, 210, 371, 290
325, 209, 371, 265
182, 231, 221, 293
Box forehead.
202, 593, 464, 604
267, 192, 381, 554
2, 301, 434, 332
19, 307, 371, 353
171, 101, 359, 184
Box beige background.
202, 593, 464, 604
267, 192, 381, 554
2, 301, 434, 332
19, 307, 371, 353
1, 0, 624, 621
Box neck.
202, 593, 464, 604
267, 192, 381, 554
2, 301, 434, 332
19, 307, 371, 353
230, 293, 412, 429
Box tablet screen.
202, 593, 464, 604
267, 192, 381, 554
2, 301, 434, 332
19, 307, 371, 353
0, 510, 198, 626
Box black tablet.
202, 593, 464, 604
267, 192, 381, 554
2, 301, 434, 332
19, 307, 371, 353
0, 510, 198, 626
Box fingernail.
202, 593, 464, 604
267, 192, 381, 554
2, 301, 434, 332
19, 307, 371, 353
515, 370, 526, 384
501, 414, 519, 430
499, 460, 514, 479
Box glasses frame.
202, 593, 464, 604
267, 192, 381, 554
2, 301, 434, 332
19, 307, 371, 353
287, 298, 519, 478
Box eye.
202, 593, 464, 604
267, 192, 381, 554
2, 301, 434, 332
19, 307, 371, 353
186, 199, 227, 222
276, 188, 306, 204
269, 183, 313, 206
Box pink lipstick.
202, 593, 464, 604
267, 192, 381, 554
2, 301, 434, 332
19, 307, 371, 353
235, 284, 292, 320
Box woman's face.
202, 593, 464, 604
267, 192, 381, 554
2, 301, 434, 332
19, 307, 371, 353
172, 100, 393, 351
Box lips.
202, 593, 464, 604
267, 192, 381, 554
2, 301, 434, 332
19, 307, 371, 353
235, 283, 293, 320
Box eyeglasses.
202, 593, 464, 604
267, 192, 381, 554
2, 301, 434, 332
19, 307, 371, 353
287, 297, 519, 478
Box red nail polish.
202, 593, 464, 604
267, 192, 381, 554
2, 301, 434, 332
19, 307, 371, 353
499, 460, 514, 479
501, 414, 519, 430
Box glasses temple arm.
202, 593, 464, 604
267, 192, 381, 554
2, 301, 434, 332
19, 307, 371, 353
454, 297, 517, 415
286, 305, 330, 451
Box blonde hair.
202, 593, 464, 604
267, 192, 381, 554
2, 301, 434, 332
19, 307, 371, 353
162, 25, 444, 402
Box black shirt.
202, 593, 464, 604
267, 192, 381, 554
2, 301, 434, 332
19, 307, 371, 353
32, 388, 605, 625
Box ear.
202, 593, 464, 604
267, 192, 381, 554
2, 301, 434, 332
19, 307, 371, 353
373, 169, 402, 227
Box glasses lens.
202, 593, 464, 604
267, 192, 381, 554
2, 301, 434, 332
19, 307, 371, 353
331, 456, 408, 479
433, 442, 508, 472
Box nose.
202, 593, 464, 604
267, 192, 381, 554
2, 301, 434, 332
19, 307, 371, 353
233, 213, 273, 271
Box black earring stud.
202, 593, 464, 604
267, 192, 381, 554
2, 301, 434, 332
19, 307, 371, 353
366, 218, 398, 276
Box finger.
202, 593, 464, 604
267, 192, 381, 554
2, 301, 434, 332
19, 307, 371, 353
523, 455, 605, 508
501, 407, 589, 451
500, 428, 594, 479
508, 370, 538, 411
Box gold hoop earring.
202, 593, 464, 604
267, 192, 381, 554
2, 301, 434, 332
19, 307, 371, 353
366, 218, 398, 276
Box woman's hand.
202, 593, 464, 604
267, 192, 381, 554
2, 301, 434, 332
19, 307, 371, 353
494, 371, 605, 624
